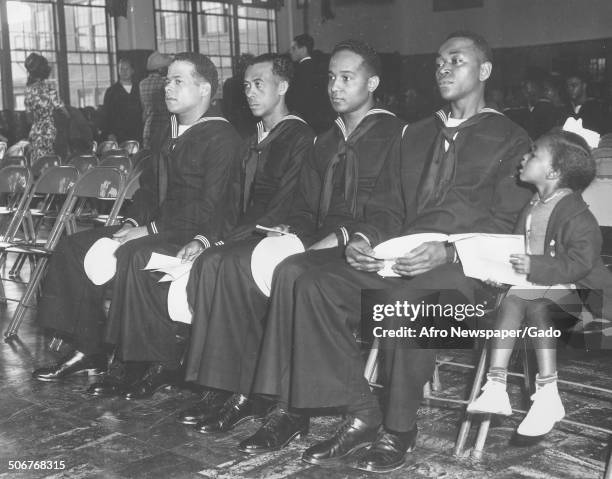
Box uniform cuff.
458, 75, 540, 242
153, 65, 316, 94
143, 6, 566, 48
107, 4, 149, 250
147, 221, 159, 235
336, 226, 349, 246
194, 235, 211, 249
123, 217, 138, 227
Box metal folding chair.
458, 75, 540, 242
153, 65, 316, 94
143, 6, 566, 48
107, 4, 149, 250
3, 166, 126, 339
91, 170, 141, 225
99, 154, 133, 176
31, 155, 61, 179
1, 155, 27, 168
97, 140, 118, 156
0, 166, 34, 302
68, 153, 98, 175
0, 141, 7, 160
0, 166, 77, 313
119, 140, 140, 156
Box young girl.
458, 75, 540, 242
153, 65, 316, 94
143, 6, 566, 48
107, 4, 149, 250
467, 128, 612, 442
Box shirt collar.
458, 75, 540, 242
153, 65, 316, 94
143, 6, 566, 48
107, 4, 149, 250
256, 114, 307, 143
335, 108, 395, 141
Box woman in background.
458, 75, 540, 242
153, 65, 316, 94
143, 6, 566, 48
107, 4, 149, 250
102, 58, 142, 144
24, 53, 65, 162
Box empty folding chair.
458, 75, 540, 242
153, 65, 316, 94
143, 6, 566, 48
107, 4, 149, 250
0, 166, 78, 312
93, 170, 141, 225
1, 155, 27, 168
100, 148, 129, 159
119, 139, 140, 156
0, 166, 34, 253
68, 153, 98, 175
5, 140, 29, 158
97, 140, 118, 155
99, 154, 132, 176
0, 166, 32, 229
3, 166, 126, 339
31, 155, 61, 179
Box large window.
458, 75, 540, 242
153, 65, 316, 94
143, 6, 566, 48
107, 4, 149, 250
155, 0, 277, 91
7, 0, 58, 110
155, 0, 192, 54
64, 0, 115, 107
2, 0, 115, 110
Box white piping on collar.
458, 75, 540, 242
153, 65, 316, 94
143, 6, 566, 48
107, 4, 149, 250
256, 114, 307, 143
170, 114, 229, 139
335, 108, 396, 141
434, 107, 501, 125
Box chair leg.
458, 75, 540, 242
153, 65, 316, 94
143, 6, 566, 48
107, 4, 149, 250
431, 358, 442, 392
0, 252, 7, 305
604, 436, 612, 479
454, 341, 489, 457
3, 257, 48, 339
471, 415, 492, 460
9, 253, 27, 278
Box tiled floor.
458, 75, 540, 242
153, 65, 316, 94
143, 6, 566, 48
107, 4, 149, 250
0, 262, 611, 478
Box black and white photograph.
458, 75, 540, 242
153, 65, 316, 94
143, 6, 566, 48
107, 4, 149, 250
1, 1, 612, 478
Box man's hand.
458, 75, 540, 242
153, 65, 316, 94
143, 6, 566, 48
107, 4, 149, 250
266, 224, 291, 237
510, 254, 530, 274
308, 233, 338, 251
177, 240, 204, 262
392, 241, 447, 277
112, 225, 148, 244
345, 237, 384, 272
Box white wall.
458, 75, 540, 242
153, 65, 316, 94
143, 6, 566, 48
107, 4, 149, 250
278, 0, 612, 54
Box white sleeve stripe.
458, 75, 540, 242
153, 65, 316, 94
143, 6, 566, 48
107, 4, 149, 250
194, 235, 210, 248
340, 226, 349, 245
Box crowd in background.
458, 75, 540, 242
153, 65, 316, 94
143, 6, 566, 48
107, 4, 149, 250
7, 34, 612, 163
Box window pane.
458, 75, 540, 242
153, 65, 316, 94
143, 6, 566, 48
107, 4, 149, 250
156, 11, 191, 53
157, 0, 189, 10
154, 1, 277, 96
64, 2, 115, 107
8, 1, 57, 109
7, 0, 114, 109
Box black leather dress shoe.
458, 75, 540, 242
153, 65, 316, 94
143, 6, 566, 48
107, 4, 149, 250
87, 359, 143, 397
238, 408, 309, 454
195, 394, 260, 433
302, 416, 379, 465
32, 351, 106, 382
177, 390, 229, 425
354, 426, 417, 473
123, 363, 177, 400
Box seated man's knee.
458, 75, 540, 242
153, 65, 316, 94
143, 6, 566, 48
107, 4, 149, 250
273, 254, 313, 285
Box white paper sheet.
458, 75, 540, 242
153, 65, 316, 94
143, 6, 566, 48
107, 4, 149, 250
452, 233, 533, 286
143, 252, 184, 271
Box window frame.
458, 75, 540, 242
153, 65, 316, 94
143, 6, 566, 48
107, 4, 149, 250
153, 0, 278, 90
0, 0, 116, 111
